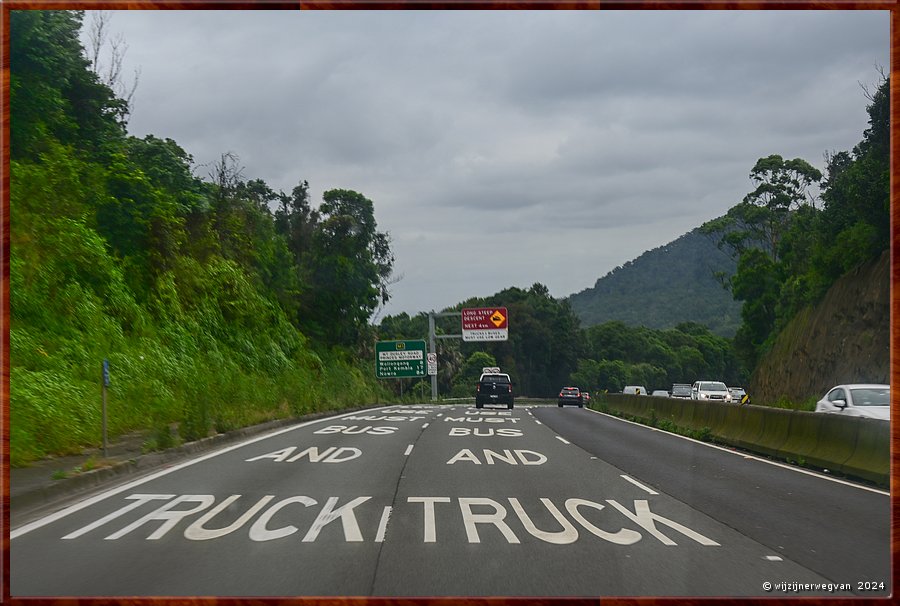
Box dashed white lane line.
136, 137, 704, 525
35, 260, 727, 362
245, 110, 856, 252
555, 436, 571, 445
620, 474, 659, 495
404, 444, 414, 456
535, 420, 543, 425
764, 556, 784, 562
422, 423, 429, 429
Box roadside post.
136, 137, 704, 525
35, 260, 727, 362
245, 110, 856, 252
101, 359, 110, 458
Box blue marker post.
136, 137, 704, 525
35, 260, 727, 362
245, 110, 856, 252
102, 359, 110, 458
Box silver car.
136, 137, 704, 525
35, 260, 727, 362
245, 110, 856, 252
691, 381, 733, 403
815, 384, 889, 421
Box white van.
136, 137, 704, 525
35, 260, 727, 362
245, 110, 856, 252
623, 385, 648, 396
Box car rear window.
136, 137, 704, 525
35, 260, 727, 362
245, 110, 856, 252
482, 375, 510, 383
563, 388, 580, 394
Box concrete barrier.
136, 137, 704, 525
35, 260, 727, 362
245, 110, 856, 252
730, 405, 768, 452
840, 417, 890, 484
592, 394, 888, 486
805, 412, 860, 473
776, 411, 824, 465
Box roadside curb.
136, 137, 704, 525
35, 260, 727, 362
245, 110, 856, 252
10, 404, 382, 524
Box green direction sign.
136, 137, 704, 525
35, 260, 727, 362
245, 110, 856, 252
376, 340, 427, 379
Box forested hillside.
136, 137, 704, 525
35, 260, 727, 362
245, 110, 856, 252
378, 286, 745, 398
9, 11, 395, 466
703, 76, 889, 375
567, 229, 741, 337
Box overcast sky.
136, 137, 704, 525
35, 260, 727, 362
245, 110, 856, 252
82, 10, 889, 320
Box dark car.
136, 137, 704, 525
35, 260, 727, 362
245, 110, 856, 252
671, 384, 692, 399
475, 373, 514, 409
558, 387, 583, 407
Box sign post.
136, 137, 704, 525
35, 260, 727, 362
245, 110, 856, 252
376, 340, 427, 379
101, 359, 110, 458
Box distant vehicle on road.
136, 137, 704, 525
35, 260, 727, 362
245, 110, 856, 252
558, 387, 583, 407
651, 390, 670, 397
671, 384, 692, 399
475, 370, 514, 409
815, 384, 889, 420
691, 381, 733, 403
581, 391, 591, 405
623, 385, 648, 396
729, 387, 748, 403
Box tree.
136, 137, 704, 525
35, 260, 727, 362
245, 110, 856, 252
302, 189, 394, 347
10, 10, 126, 160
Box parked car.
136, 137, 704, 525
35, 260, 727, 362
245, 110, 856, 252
671, 384, 692, 399
729, 387, 748, 404
623, 385, 648, 396
651, 390, 670, 397
815, 384, 889, 420
558, 386, 583, 407
691, 381, 733, 403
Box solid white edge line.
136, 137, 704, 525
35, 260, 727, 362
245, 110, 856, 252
404, 444, 414, 456
584, 407, 890, 496
620, 474, 659, 495
11, 406, 397, 539
555, 436, 571, 445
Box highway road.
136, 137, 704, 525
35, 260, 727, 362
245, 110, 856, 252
11, 403, 891, 597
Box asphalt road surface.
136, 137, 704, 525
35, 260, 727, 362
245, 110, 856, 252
11, 404, 891, 597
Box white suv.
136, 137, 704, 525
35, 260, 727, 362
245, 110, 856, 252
691, 381, 733, 403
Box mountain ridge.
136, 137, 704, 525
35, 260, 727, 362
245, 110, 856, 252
567, 227, 742, 337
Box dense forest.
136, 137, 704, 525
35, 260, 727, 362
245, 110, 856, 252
9, 11, 396, 465
567, 228, 742, 337
378, 288, 743, 397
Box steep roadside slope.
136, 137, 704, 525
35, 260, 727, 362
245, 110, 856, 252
750, 250, 889, 404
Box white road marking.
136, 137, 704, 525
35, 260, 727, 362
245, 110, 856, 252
555, 436, 571, 445
375, 506, 392, 543
585, 408, 890, 496
422, 423, 429, 429
404, 444, 414, 456
620, 474, 659, 495
535, 420, 543, 425
764, 555, 784, 561
11, 407, 398, 539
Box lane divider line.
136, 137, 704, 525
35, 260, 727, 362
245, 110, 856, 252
375, 506, 392, 543
404, 444, 414, 456
422, 423, 429, 429
535, 420, 543, 425
555, 436, 571, 445
584, 407, 890, 496
764, 555, 784, 562
11, 406, 398, 539
620, 474, 659, 495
